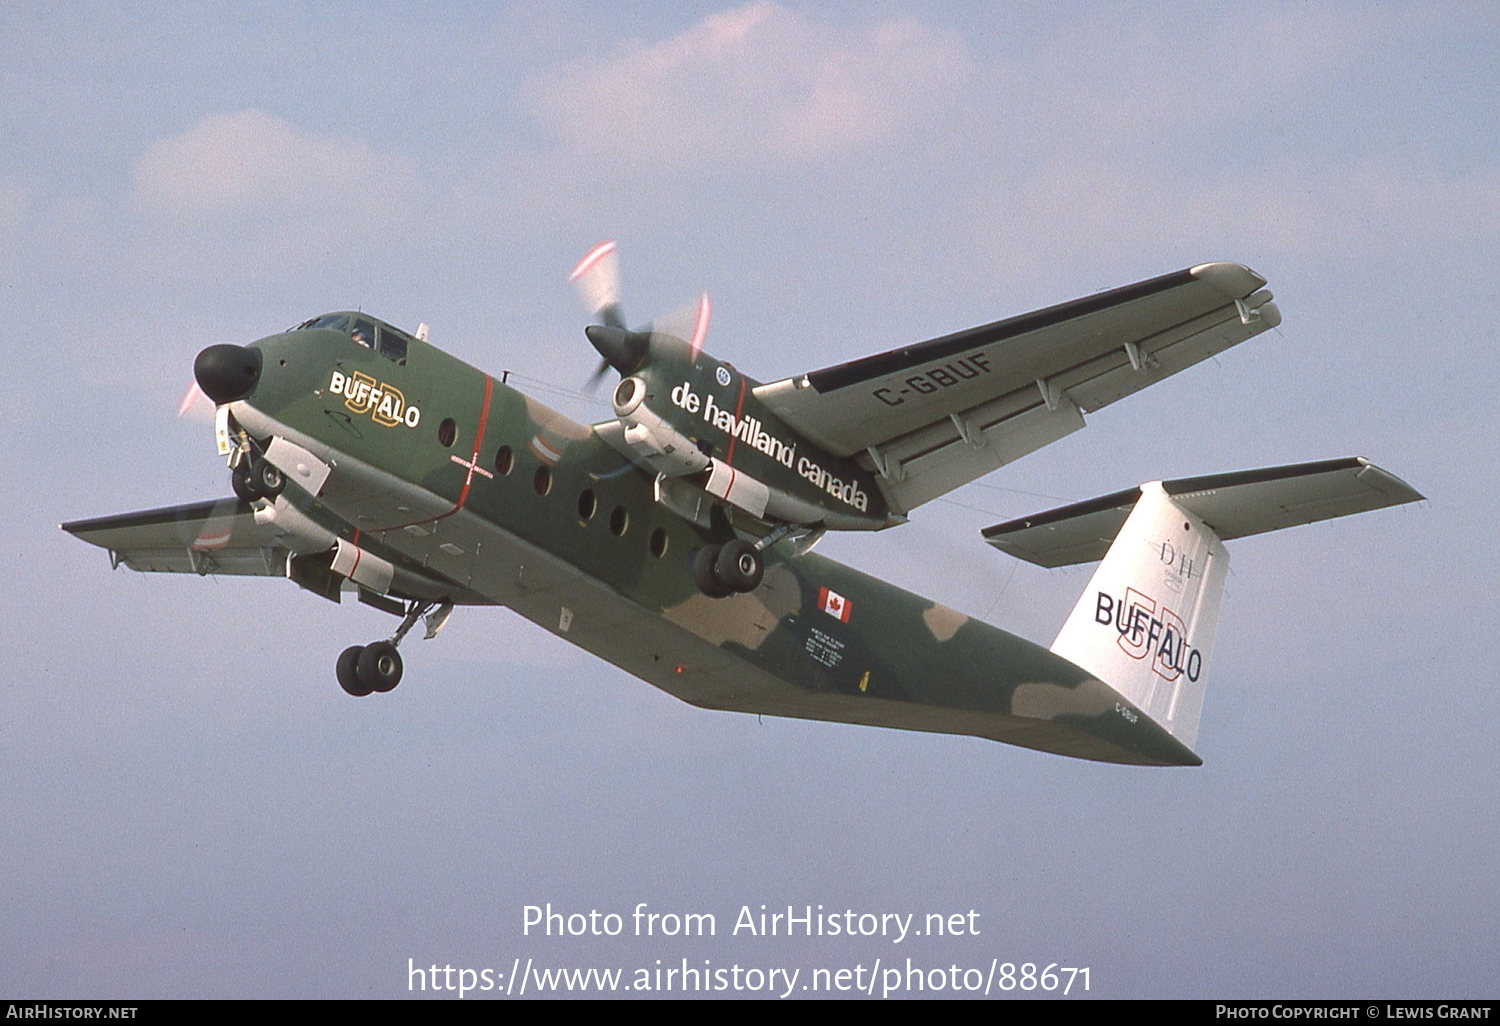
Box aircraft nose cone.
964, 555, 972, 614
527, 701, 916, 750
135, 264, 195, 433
194, 344, 262, 404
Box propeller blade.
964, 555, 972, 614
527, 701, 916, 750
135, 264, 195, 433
649, 291, 712, 360
178, 380, 204, 417
569, 240, 626, 329
584, 357, 612, 392
570, 241, 711, 387
689, 291, 711, 358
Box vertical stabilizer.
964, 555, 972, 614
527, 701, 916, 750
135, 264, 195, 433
985, 457, 1424, 756
1049, 483, 1229, 749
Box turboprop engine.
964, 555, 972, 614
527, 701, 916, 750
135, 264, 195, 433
568, 240, 890, 537
611, 375, 712, 477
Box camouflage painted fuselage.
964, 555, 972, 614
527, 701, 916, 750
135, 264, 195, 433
232, 322, 1198, 766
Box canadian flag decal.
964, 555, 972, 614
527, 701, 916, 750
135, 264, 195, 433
817, 586, 851, 623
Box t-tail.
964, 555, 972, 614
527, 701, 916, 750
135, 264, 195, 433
982, 458, 1423, 754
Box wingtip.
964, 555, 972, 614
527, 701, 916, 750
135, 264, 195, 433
1189, 261, 1268, 299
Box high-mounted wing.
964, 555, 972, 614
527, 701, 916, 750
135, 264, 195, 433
63, 498, 288, 576
754, 263, 1279, 513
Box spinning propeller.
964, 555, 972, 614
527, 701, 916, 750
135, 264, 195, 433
570, 240, 711, 388
178, 380, 206, 417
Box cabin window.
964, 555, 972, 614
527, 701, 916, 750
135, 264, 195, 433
494, 445, 514, 476
577, 490, 597, 521
533, 465, 552, 497
437, 418, 457, 447
649, 527, 668, 558
609, 506, 629, 537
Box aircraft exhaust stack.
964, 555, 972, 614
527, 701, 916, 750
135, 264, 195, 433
610, 375, 712, 477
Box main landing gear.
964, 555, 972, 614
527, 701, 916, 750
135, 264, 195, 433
692, 539, 764, 598
337, 599, 453, 698
337, 640, 401, 696
691, 524, 822, 599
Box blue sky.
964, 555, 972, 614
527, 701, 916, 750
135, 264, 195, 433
2, 1, 1496, 998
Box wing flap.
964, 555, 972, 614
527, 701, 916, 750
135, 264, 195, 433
62, 498, 289, 576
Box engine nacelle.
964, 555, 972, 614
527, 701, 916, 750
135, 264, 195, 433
612, 376, 712, 477
254, 495, 337, 552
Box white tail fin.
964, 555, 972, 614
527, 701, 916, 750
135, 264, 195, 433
1050, 484, 1227, 748
982, 457, 1425, 753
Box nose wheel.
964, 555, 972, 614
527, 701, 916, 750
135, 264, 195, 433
230, 456, 285, 502
335, 599, 451, 697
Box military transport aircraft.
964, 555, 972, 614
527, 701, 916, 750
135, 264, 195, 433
63, 243, 1422, 766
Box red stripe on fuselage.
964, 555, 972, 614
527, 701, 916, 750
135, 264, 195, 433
378, 375, 494, 533
723, 375, 747, 465
454, 375, 494, 508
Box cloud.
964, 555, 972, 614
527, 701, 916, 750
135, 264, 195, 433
523, 3, 973, 168
950, 157, 1500, 292
129, 110, 421, 282
133, 110, 407, 222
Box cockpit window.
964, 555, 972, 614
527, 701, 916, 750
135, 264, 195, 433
288, 314, 407, 364
294, 313, 352, 332
350, 318, 376, 349
377, 326, 408, 365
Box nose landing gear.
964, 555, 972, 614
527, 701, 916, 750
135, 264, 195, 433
336, 599, 452, 697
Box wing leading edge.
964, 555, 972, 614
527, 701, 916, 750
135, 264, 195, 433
63, 498, 288, 576
755, 262, 1280, 513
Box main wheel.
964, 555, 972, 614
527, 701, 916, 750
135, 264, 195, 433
337, 645, 372, 697
715, 539, 764, 593
358, 641, 403, 693
692, 544, 732, 598
251, 457, 285, 498
231, 461, 258, 502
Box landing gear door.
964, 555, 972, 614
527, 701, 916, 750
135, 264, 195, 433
264, 437, 333, 497
215, 404, 233, 457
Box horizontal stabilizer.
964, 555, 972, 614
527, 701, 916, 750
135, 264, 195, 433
981, 457, 1423, 568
